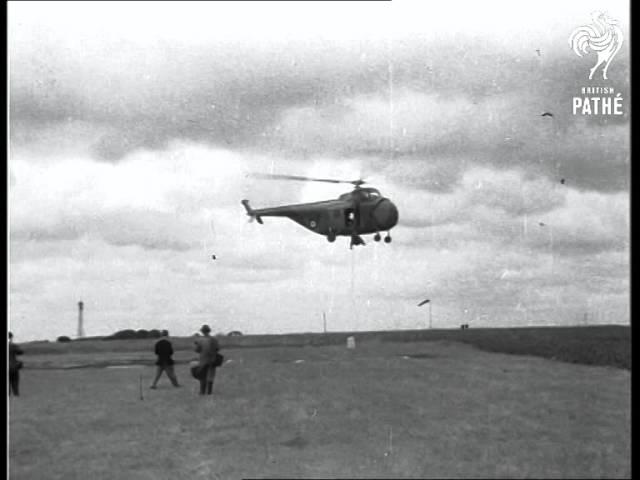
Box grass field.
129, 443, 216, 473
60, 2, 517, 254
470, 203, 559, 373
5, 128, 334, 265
8, 327, 631, 479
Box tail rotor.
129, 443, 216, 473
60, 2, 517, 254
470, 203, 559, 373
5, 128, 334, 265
241, 199, 263, 224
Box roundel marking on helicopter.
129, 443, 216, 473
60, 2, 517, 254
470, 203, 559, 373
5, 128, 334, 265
309, 220, 317, 228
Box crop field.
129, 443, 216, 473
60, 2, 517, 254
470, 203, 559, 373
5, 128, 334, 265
8, 326, 631, 479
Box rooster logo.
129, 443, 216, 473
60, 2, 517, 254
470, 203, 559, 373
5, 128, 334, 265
569, 12, 623, 80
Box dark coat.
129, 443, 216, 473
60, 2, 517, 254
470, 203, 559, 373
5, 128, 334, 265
154, 338, 174, 366
9, 343, 24, 371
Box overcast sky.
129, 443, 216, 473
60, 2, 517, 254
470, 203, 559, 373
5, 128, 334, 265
9, 1, 629, 341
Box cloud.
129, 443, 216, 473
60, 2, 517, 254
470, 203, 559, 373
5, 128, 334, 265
535, 189, 629, 254
269, 86, 629, 193
395, 167, 566, 231
394, 166, 627, 259
9, 145, 248, 252
10, 15, 630, 196
10, 208, 206, 252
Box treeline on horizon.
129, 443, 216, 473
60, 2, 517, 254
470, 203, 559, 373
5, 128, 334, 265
55, 328, 242, 343
56, 329, 169, 343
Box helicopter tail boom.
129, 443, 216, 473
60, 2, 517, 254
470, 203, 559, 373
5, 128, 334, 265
241, 199, 263, 224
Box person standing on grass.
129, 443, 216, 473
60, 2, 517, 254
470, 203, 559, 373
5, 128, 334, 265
150, 330, 180, 389
8, 332, 24, 396
194, 324, 220, 395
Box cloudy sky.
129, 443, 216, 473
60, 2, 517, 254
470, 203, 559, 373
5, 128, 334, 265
9, 1, 629, 341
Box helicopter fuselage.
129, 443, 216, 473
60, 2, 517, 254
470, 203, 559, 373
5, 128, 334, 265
242, 188, 399, 242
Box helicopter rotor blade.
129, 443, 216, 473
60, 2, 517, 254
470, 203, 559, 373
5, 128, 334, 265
248, 172, 365, 186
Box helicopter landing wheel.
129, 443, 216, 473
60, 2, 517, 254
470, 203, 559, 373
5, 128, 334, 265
374, 233, 381, 242
384, 234, 392, 243
327, 232, 336, 243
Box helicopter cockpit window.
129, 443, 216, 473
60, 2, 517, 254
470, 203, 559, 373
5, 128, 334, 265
355, 189, 380, 201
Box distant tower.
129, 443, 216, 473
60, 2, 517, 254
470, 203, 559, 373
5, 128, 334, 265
77, 301, 85, 338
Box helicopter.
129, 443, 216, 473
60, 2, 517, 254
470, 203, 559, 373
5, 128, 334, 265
242, 173, 399, 249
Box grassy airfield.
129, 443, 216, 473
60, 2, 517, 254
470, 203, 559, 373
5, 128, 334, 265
9, 326, 630, 479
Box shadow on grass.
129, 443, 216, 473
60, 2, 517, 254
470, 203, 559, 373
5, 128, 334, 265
399, 353, 440, 360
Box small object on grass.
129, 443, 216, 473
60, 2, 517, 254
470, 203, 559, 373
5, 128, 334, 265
139, 374, 144, 401
280, 435, 308, 449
